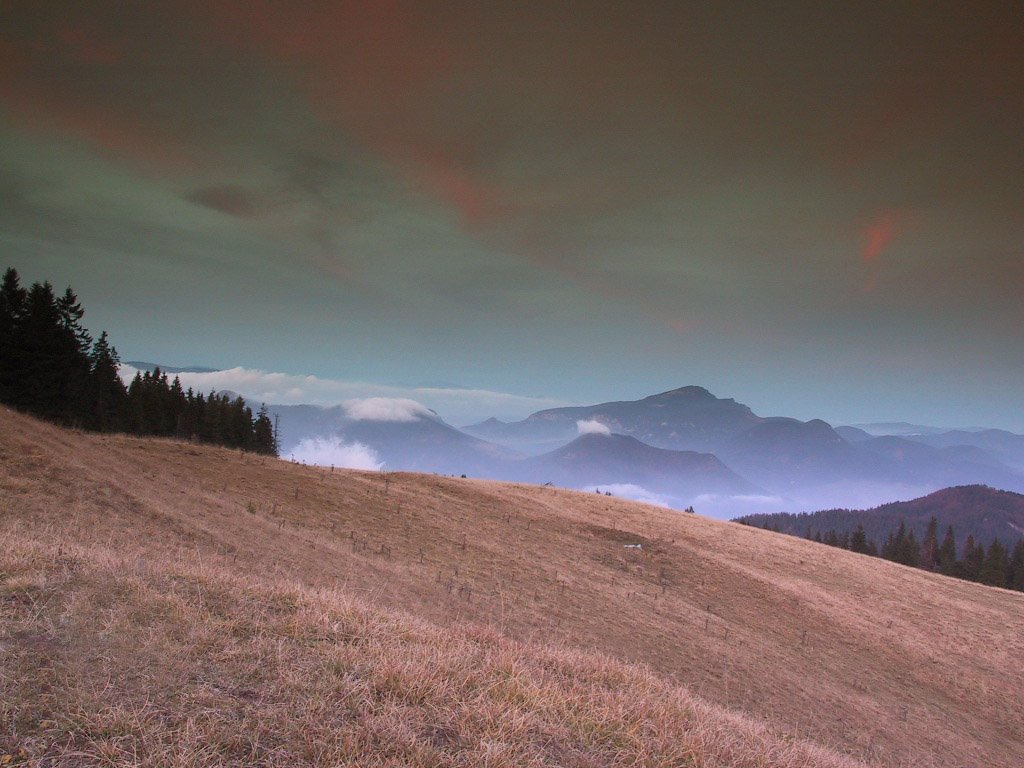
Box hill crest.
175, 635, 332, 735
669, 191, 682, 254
737, 484, 1024, 546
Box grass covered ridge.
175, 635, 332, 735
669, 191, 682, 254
2, 408, 1022, 766
1, 537, 862, 767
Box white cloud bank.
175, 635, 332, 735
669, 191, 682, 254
117, 364, 571, 424
576, 419, 611, 436
343, 397, 434, 422
289, 436, 382, 471
690, 493, 788, 520
583, 483, 672, 507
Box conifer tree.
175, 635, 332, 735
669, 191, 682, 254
0, 267, 28, 403
920, 516, 939, 571
54, 286, 93, 423
978, 539, 1009, 588
88, 331, 127, 431
17, 281, 66, 418
961, 536, 984, 581
882, 522, 909, 563
169, 376, 187, 437
937, 525, 959, 577
253, 404, 278, 455
902, 529, 921, 568
56, 286, 92, 352
881, 530, 896, 560
1008, 539, 1024, 592
850, 523, 869, 554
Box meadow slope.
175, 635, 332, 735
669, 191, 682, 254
2, 408, 1022, 767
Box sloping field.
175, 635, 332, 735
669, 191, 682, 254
2, 408, 1022, 766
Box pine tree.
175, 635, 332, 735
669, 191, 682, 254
978, 539, 1009, 588
0, 267, 28, 404
127, 371, 146, 433
902, 529, 921, 568
16, 281, 67, 418
937, 525, 958, 577
1008, 539, 1024, 592
881, 530, 897, 561
920, 516, 939, 571
87, 331, 127, 431
850, 523, 869, 554
54, 285, 93, 424
253, 404, 278, 456
56, 286, 92, 352
882, 522, 909, 563
961, 536, 984, 581
201, 390, 225, 444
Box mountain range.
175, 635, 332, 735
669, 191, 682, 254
464, 385, 763, 454
736, 484, 1024, 549
261, 385, 1024, 517
512, 432, 759, 501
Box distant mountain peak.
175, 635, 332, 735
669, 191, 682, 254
648, 385, 715, 400
573, 431, 636, 445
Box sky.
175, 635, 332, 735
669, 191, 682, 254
2, 2, 1022, 429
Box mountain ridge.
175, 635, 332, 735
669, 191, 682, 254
736, 484, 1024, 548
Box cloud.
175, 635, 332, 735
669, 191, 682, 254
288, 435, 382, 471
583, 483, 671, 508
691, 493, 788, 520
186, 185, 261, 218
693, 494, 787, 505
860, 210, 905, 292
116, 364, 570, 424
862, 213, 898, 264
576, 419, 611, 436
343, 397, 433, 422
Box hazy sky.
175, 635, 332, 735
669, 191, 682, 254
2, 2, 1022, 429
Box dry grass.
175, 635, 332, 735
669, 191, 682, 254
2, 408, 1023, 766
1, 537, 862, 767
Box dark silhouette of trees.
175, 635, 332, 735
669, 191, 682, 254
920, 516, 939, 571
849, 523, 868, 553
1009, 539, 1024, 591
978, 539, 1009, 588
0, 267, 277, 456
0, 268, 28, 404
937, 525, 958, 577
87, 331, 127, 432
744, 500, 1024, 593
254, 404, 278, 456
961, 536, 984, 582
882, 522, 921, 567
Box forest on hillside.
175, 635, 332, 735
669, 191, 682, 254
740, 515, 1024, 593
0, 267, 277, 455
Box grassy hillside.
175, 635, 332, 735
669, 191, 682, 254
3, 408, 1023, 767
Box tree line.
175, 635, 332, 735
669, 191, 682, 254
746, 517, 1024, 592
0, 267, 277, 455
